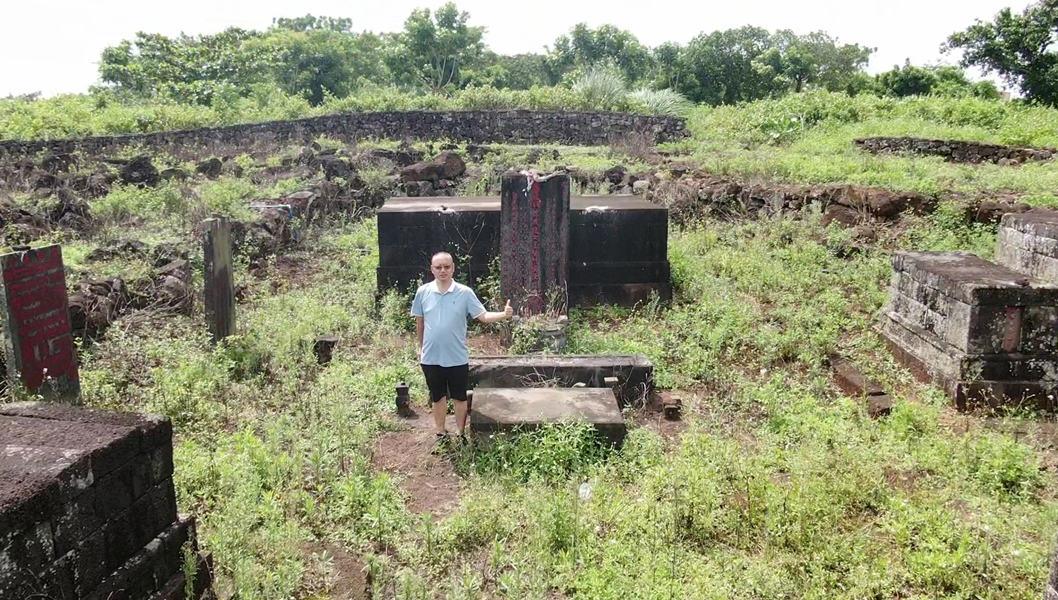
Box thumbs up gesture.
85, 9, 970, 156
503, 299, 514, 319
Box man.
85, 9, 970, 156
411, 252, 513, 445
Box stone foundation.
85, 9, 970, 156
879, 251, 1058, 410
0, 402, 213, 600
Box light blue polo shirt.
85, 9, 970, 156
411, 280, 486, 367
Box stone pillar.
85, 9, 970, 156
203, 217, 236, 343
500, 171, 569, 315
0, 244, 79, 400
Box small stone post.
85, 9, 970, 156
1046, 537, 1058, 600
500, 170, 570, 316
203, 217, 236, 343
0, 244, 79, 400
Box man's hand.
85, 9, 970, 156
504, 299, 513, 319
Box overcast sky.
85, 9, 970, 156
0, 0, 1036, 97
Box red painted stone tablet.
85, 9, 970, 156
0, 245, 79, 399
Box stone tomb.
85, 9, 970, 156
0, 244, 79, 399
469, 387, 627, 446
377, 196, 670, 306
996, 208, 1058, 283
0, 402, 213, 599
879, 251, 1058, 410
469, 354, 654, 408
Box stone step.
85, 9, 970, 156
469, 387, 626, 446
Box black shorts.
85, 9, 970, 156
420, 364, 469, 403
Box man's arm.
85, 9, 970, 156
475, 299, 514, 324
415, 316, 424, 360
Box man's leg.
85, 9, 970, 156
450, 365, 470, 435
453, 400, 469, 434
421, 364, 447, 436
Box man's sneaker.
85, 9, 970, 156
431, 432, 450, 454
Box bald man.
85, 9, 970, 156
411, 252, 513, 446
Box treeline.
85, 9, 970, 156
92, 4, 1003, 111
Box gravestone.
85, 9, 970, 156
879, 251, 1058, 410
500, 171, 570, 315
0, 244, 79, 400
203, 217, 235, 343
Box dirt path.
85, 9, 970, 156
372, 408, 464, 518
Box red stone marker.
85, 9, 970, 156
500, 171, 570, 315
0, 244, 79, 399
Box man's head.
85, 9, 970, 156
430, 252, 455, 283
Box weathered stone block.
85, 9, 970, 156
881, 251, 1058, 410
0, 403, 205, 600
469, 387, 626, 446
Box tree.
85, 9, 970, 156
386, 2, 485, 90
673, 27, 872, 105
253, 28, 388, 104
875, 61, 1001, 99
676, 26, 777, 104
877, 61, 938, 97
272, 15, 352, 32
946, 0, 1058, 104
546, 24, 655, 84
99, 28, 272, 104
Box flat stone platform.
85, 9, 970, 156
469, 354, 653, 407
469, 387, 626, 446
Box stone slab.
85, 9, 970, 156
892, 251, 1058, 306
0, 244, 79, 399
469, 387, 626, 445
469, 354, 653, 407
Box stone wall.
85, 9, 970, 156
855, 136, 1054, 165
0, 402, 213, 599
0, 110, 688, 158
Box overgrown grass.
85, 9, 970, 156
680, 91, 1058, 198
58, 93, 1058, 598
